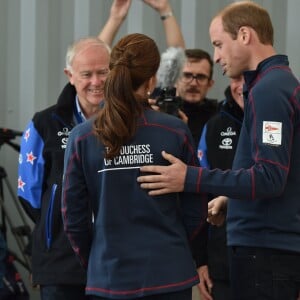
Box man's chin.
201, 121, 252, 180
88, 95, 104, 105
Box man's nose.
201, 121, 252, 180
214, 49, 220, 64
91, 73, 104, 84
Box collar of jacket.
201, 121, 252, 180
54, 83, 77, 123
243, 54, 289, 92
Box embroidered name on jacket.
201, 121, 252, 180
99, 144, 154, 173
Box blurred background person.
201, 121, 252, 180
176, 49, 218, 145
143, 1, 219, 145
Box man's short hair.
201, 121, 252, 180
185, 49, 214, 80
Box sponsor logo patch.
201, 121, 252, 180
262, 121, 282, 146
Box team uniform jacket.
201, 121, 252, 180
197, 89, 243, 281
62, 108, 207, 299
17, 83, 86, 285
184, 55, 300, 252
198, 89, 243, 170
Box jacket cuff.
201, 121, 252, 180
184, 166, 201, 193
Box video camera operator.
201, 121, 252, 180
176, 49, 218, 145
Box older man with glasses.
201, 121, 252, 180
175, 49, 218, 145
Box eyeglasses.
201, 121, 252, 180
181, 72, 210, 84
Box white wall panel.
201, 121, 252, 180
286, 0, 300, 76
19, 0, 36, 126
74, 0, 90, 39
181, 0, 197, 48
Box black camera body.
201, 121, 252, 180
155, 87, 182, 117
0, 128, 22, 146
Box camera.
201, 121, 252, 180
0, 128, 23, 146
155, 87, 183, 117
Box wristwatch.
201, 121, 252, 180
160, 11, 173, 21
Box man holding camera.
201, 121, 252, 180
176, 49, 218, 145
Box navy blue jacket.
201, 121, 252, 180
198, 88, 243, 170
185, 55, 300, 253
62, 108, 207, 298
17, 83, 87, 285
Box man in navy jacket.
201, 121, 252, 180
138, 2, 300, 299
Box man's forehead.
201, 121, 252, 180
210, 16, 223, 31
184, 59, 211, 70
209, 16, 225, 40
75, 43, 109, 59
71, 47, 109, 72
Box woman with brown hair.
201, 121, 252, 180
62, 33, 206, 300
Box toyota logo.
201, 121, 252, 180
222, 138, 232, 146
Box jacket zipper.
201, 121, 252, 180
46, 184, 57, 250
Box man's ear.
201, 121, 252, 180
239, 26, 251, 44
64, 68, 74, 85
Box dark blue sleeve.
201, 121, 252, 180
61, 128, 92, 269
184, 81, 297, 200
179, 127, 208, 267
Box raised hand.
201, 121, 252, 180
142, 0, 171, 14
98, 0, 132, 47
109, 0, 132, 21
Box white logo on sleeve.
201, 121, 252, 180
262, 121, 282, 146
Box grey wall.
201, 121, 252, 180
0, 1, 299, 299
